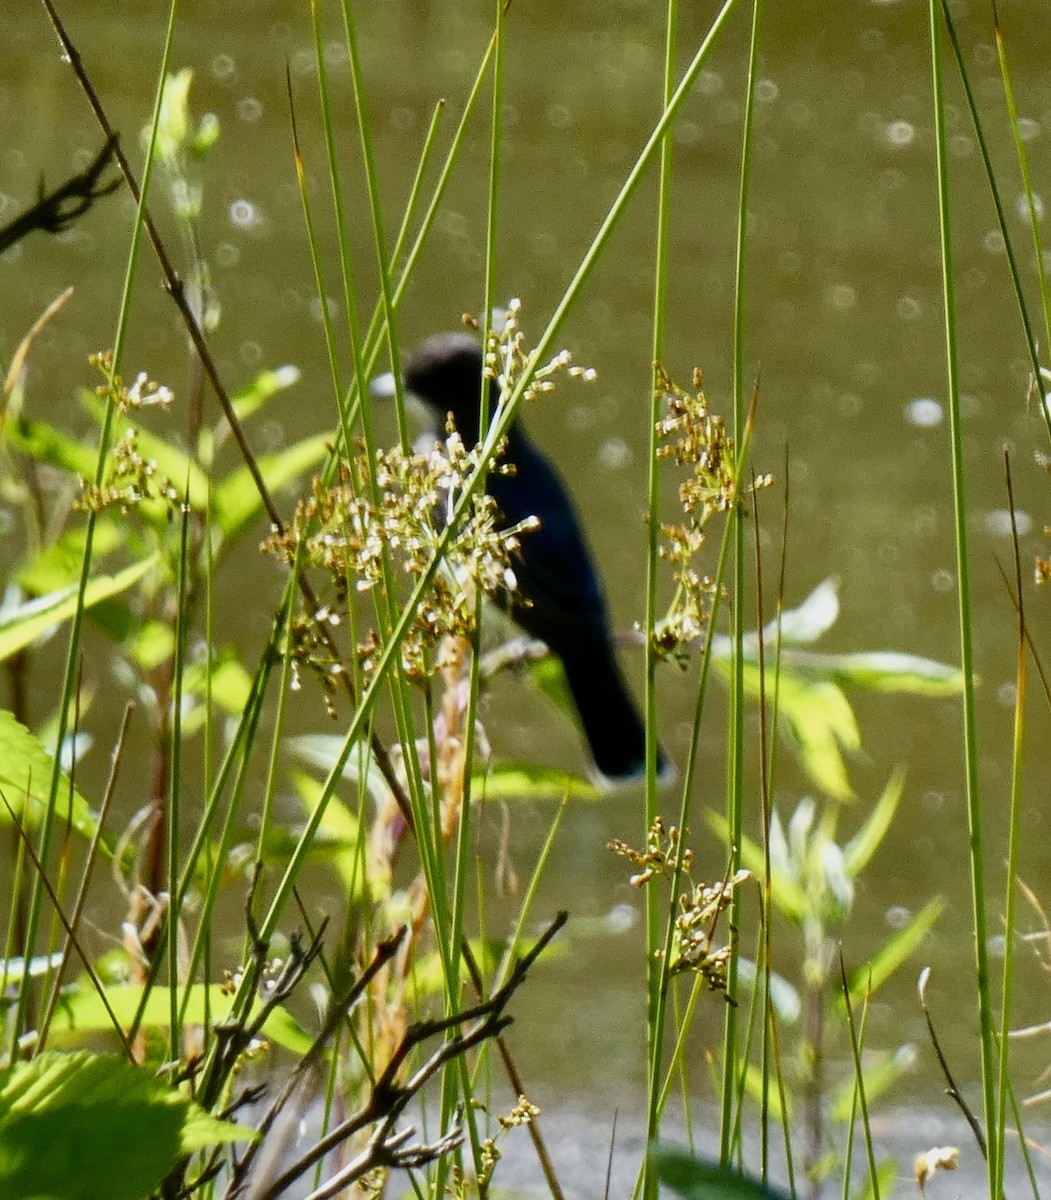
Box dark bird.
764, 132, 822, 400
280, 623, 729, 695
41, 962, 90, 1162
376, 330, 666, 785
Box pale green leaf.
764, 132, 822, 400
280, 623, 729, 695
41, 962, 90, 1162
843, 770, 906, 877
842, 897, 945, 1006
0, 555, 159, 663
212, 432, 330, 539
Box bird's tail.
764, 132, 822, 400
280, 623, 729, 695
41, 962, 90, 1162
559, 636, 669, 786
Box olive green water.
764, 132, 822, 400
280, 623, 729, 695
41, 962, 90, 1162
3, 0, 1051, 1154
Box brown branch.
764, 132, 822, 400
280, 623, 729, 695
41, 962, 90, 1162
0, 133, 119, 254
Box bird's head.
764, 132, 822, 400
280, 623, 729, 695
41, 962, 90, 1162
373, 331, 500, 443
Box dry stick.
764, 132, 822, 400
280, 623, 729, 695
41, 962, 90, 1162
38, 0, 412, 830
917, 967, 987, 1158
0, 131, 119, 254
461, 939, 566, 1200
258, 912, 568, 1200
37, 701, 136, 1048
224, 926, 407, 1196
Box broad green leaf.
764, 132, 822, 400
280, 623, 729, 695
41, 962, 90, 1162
0, 1050, 253, 1200
0, 710, 103, 848
769, 671, 859, 801
16, 522, 125, 596
4, 415, 97, 478
0, 555, 159, 663
183, 647, 254, 714
842, 770, 906, 877
49, 982, 314, 1055
652, 1142, 791, 1199
782, 649, 965, 696
760, 576, 840, 647
734, 957, 801, 1023
842, 897, 944, 1006
289, 768, 365, 897
526, 654, 576, 723
211, 432, 330, 540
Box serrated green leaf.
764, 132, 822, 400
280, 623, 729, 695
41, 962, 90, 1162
0, 555, 159, 663
0, 1050, 254, 1200
0, 710, 104, 849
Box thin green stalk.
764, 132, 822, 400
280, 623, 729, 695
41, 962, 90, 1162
839, 966, 879, 1200
167, 499, 191, 1062
928, 5, 997, 1191
992, 5, 1051, 446
15, 0, 181, 1053
994, 460, 1027, 1199
939, 1, 1046, 441
722, 0, 761, 1163
642, 0, 677, 1189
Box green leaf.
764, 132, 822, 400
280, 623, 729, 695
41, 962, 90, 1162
4, 416, 97, 478
212, 432, 330, 540
783, 649, 965, 696
472, 760, 600, 800
761, 576, 840, 646
49, 982, 314, 1056
0, 710, 104, 849
0, 1050, 253, 1200
229, 364, 300, 423
706, 810, 807, 922
842, 770, 906, 877
842, 896, 945, 1006
652, 1142, 791, 1199
831, 1044, 917, 1123
768, 671, 859, 801
0, 556, 160, 663
739, 1062, 791, 1121
16, 522, 125, 596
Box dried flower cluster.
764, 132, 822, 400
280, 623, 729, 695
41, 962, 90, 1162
476, 296, 596, 409
75, 427, 180, 515
74, 353, 179, 515
652, 364, 772, 663
90, 349, 175, 413
609, 815, 692, 887
611, 817, 750, 996
267, 433, 533, 687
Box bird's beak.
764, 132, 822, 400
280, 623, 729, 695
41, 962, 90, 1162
369, 370, 398, 399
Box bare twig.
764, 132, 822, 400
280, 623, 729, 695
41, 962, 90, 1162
918, 967, 987, 1158
249, 912, 567, 1200
0, 133, 119, 254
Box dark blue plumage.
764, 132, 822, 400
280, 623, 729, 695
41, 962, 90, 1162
390, 331, 663, 784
